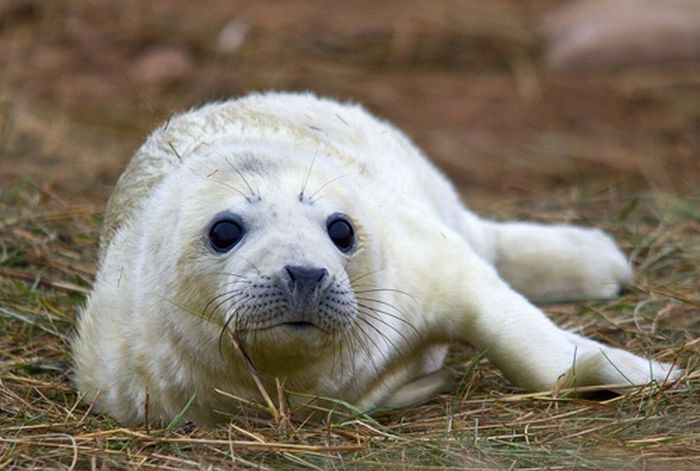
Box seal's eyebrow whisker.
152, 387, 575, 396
306, 192, 333, 203
308, 173, 353, 203
299, 146, 320, 201
207, 174, 252, 201
225, 157, 261, 202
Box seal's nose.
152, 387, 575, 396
284, 265, 328, 293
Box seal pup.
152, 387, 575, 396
73, 92, 679, 425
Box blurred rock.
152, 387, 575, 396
216, 19, 249, 54
130, 46, 193, 85
542, 0, 700, 70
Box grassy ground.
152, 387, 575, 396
1, 185, 698, 469
1, 1, 699, 469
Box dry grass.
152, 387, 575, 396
1, 183, 698, 470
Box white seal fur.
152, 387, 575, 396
73, 92, 679, 425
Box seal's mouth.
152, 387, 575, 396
282, 321, 317, 330
239, 320, 322, 333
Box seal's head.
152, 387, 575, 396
144, 142, 378, 376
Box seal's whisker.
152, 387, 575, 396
356, 297, 420, 337
352, 319, 394, 376
218, 304, 245, 356
353, 287, 416, 301
340, 330, 362, 396
223, 306, 257, 358
202, 282, 248, 311
349, 269, 384, 285
237, 255, 262, 276
328, 266, 349, 285
340, 330, 355, 376
347, 324, 383, 382
203, 290, 249, 320
355, 315, 402, 362
357, 309, 412, 373
355, 295, 402, 314
313, 328, 330, 351
213, 272, 250, 279
233, 316, 248, 345
356, 304, 415, 349
329, 330, 344, 381
212, 292, 250, 322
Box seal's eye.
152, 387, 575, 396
327, 215, 355, 252
209, 217, 244, 253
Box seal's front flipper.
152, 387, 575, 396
439, 246, 680, 392
381, 369, 453, 409
555, 331, 681, 394
391, 218, 679, 394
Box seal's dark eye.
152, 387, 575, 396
326, 215, 355, 252
209, 218, 244, 253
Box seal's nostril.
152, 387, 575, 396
285, 265, 328, 290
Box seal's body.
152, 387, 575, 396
73, 92, 677, 425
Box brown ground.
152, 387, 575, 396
1, 1, 699, 469
2, 0, 698, 202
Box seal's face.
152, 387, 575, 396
170, 148, 372, 371
203, 207, 359, 335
